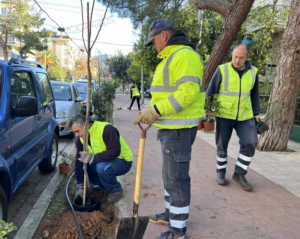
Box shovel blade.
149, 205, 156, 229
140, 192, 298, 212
116, 216, 149, 239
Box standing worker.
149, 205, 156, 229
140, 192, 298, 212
67, 114, 133, 203
127, 84, 141, 111
133, 19, 205, 239
206, 44, 260, 192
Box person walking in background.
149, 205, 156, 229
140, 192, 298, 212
133, 19, 205, 239
206, 44, 260, 192
127, 84, 141, 111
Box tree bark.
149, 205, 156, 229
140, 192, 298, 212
256, 0, 300, 151
195, 0, 255, 88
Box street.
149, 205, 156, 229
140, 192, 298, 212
6, 136, 74, 239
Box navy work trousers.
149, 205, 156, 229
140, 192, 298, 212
158, 127, 197, 236
129, 96, 140, 109
215, 117, 258, 176
75, 158, 132, 193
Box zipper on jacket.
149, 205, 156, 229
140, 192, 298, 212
236, 72, 243, 120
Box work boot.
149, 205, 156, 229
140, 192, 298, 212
149, 212, 169, 225
127, 107, 131, 110
75, 184, 83, 200
107, 188, 123, 203
216, 172, 226, 185
92, 185, 106, 193
232, 172, 253, 192
156, 230, 185, 239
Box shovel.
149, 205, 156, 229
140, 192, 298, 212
116, 123, 151, 239
117, 99, 131, 110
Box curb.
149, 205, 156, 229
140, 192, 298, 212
113, 108, 131, 237
14, 146, 76, 239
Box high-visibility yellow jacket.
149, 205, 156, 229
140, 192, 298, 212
80, 121, 133, 162
217, 63, 258, 121
150, 45, 205, 129
132, 87, 140, 97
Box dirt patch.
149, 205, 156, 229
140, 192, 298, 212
34, 164, 118, 239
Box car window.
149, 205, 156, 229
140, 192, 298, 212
35, 73, 54, 105
73, 83, 87, 94
11, 71, 36, 108
72, 85, 79, 99
51, 84, 72, 101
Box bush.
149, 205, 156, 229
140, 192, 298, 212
204, 94, 221, 123
92, 81, 116, 122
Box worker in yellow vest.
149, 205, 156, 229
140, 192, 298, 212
133, 19, 205, 239
67, 114, 133, 203
206, 44, 260, 192
127, 84, 141, 111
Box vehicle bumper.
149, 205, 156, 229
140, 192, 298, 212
56, 118, 72, 136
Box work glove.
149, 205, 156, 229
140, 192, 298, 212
254, 114, 261, 124
133, 106, 161, 125
79, 151, 95, 165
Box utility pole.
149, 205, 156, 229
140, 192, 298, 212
196, 10, 203, 51
60, 46, 62, 81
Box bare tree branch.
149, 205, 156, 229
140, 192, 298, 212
91, 0, 111, 50
80, 0, 87, 52
89, 0, 96, 41
195, 0, 233, 18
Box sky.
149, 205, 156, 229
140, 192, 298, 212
33, 0, 138, 57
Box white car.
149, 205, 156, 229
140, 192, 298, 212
51, 81, 84, 138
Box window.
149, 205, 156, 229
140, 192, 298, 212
35, 73, 54, 105
1, 8, 6, 16
72, 85, 80, 99
63, 49, 68, 55
63, 58, 68, 65
11, 72, 36, 108
51, 84, 72, 101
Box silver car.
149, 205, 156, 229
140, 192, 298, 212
50, 81, 84, 138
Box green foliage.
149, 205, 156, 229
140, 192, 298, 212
47, 66, 70, 82
58, 150, 69, 165
106, 51, 132, 84
0, 0, 45, 59
92, 81, 116, 121
0, 220, 17, 239
204, 95, 221, 123
13, 28, 51, 59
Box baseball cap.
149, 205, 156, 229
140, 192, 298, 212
144, 19, 174, 46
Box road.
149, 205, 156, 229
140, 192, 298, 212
7, 136, 74, 239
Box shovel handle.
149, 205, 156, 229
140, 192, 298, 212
133, 123, 151, 218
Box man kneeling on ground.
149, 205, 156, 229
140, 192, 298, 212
68, 114, 133, 203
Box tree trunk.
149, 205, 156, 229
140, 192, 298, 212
195, 0, 255, 88
256, 0, 300, 151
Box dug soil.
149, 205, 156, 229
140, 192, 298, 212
34, 165, 119, 239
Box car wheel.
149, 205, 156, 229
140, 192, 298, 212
38, 133, 58, 173
0, 185, 8, 221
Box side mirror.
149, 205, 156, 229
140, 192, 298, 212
13, 96, 38, 117
76, 96, 84, 102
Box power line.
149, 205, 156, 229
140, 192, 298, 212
33, 0, 61, 28
72, 38, 133, 47
37, 1, 106, 11
41, 6, 106, 15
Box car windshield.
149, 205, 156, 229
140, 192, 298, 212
73, 83, 87, 94
51, 84, 72, 101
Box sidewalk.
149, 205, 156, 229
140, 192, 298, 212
114, 90, 300, 239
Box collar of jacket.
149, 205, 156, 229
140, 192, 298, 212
231, 60, 251, 72
157, 44, 192, 59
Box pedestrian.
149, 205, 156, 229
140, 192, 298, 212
133, 19, 205, 239
67, 114, 133, 203
127, 83, 141, 111
206, 44, 260, 192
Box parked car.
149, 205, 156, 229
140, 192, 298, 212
76, 78, 97, 91
50, 81, 84, 138
73, 82, 93, 115
0, 58, 59, 221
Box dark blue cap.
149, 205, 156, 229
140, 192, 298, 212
144, 19, 174, 46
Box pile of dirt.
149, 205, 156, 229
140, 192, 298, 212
37, 178, 119, 239
41, 206, 118, 239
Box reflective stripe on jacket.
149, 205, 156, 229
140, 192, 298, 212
217, 63, 257, 121
150, 45, 205, 129
132, 87, 140, 97
80, 121, 133, 162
